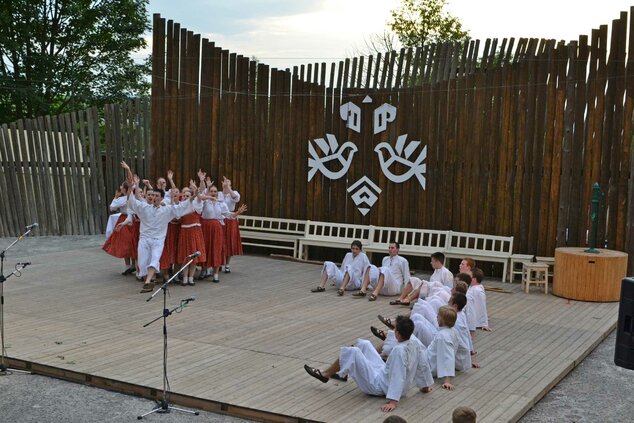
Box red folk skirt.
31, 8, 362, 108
177, 214, 206, 265
102, 214, 134, 258
201, 218, 225, 268
131, 217, 141, 261
160, 221, 180, 270
224, 218, 243, 257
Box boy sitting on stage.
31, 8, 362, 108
303, 316, 433, 412
466, 268, 492, 332
353, 242, 410, 301
427, 306, 459, 390
310, 240, 370, 296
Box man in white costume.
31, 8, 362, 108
121, 161, 197, 293
353, 242, 410, 301
310, 240, 370, 296
427, 306, 459, 390
466, 268, 492, 331
387, 251, 452, 306
303, 316, 433, 413
429, 252, 454, 288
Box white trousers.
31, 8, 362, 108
322, 261, 362, 290
367, 265, 402, 296
411, 300, 439, 328
411, 314, 438, 347
137, 236, 165, 277
338, 339, 385, 396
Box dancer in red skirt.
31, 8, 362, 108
219, 176, 243, 273
175, 178, 206, 286
103, 181, 136, 275
200, 183, 231, 283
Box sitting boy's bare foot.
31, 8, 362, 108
482, 326, 494, 332
441, 382, 454, 390
472, 362, 481, 368
420, 387, 432, 393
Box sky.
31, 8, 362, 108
142, 0, 634, 69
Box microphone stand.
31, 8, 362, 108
1, 226, 35, 376
137, 256, 199, 419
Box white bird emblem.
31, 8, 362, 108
308, 134, 358, 181
374, 134, 427, 189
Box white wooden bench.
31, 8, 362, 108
365, 226, 450, 258
510, 254, 555, 281
298, 220, 375, 260
238, 215, 306, 257
444, 231, 514, 283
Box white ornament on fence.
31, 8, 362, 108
347, 176, 382, 216
306, 96, 427, 215
307, 133, 358, 182
340, 102, 362, 133
375, 134, 427, 189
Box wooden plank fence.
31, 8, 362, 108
0, 98, 150, 238
0, 108, 107, 236
148, 10, 634, 272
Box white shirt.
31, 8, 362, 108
127, 195, 194, 239
427, 327, 458, 378
430, 266, 454, 288
466, 284, 489, 328
341, 252, 370, 281
109, 196, 129, 215
218, 190, 240, 212
455, 311, 472, 370
379, 336, 433, 401
381, 255, 410, 286
202, 199, 231, 222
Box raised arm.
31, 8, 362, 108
197, 169, 207, 193
222, 176, 239, 199
166, 170, 176, 189
121, 161, 134, 186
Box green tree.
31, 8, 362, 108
0, 0, 150, 123
389, 0, 469, 47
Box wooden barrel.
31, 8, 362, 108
553, 247, 628, 302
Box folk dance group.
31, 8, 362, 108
102, 161, 247, 293
305, 241, 490, 414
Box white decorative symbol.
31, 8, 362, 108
347, 176, 382, 216
375, 134, 427, 189
373, 103, 397, 134
308, 134, 358, 181
362, 95, 373, 104
340, 102, 362, 133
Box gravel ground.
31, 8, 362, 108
520, 330, 634, 423
0, 371, 251, 423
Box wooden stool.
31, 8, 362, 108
521, 262, 549, 294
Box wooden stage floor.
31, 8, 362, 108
2, 243, 618, 422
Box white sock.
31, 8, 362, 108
214, 273, 219, 280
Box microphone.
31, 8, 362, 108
26, 223, 38, 230
182, 297, 196, 304
187, 251, 201, 259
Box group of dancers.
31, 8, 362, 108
306, 241, 489, 416
102, 161, 247, 293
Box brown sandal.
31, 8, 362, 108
368, 294, 377, 301
304, 365, 329, 383
378, 315, 395, 329
337, 289, 344, 296
352, 291, 367, 297
311, 286, 326, 292
371, 326, 387, 340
